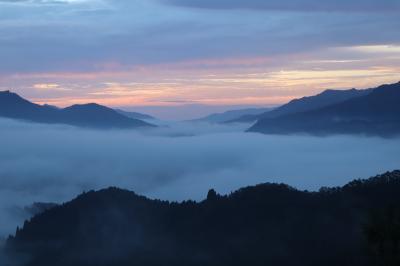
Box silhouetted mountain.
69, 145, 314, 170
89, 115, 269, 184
0, 90, 57, 121
231, 87, 372, 123
193, 107, 273, 124
5, 170, 400, 266
249, 82, 400, 136
115, 109, 155, 120
0, 91, 154, 129
60, 104, 154, 129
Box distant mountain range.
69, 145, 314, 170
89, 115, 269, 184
248, 81, 400, 137
5, 170, 400, 266
0, 91, 155, 129
192, 107, 273, 123
230, 87, 373, 123
2, 81, 399, 135
115, 109, 155, 121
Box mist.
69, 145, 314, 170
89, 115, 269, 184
0, 118, 399, 237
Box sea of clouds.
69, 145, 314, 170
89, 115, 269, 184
0, 118, 399, 237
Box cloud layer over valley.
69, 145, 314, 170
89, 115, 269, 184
0, 118, 399, 237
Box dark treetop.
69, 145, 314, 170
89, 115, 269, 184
5, 170, 400, 266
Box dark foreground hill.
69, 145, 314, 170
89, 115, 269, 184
0, 91, 154, 129
249, 82, 400, 136
5, 171, 400, 266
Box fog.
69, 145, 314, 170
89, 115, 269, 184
0, 118, 400, 237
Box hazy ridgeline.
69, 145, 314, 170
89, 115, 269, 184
0, 118, 400, 238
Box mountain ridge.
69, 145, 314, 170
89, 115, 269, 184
115, 109, 155, 120
230, 87, 373, 123
249, 81, 400, 136
5, 170, 400, 266
191, 107, 273, 124
0, 91, 155, 129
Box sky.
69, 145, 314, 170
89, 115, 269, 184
0, 0, 400, 119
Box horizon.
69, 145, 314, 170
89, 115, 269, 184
1, 81, 393, 120
1, 0, 399, 120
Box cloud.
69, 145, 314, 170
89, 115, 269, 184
0, 117, 399, 238
165, 0, 400, 12
33, 83, 60, 89
0, 0, 93, 4
1, 0, 400, 77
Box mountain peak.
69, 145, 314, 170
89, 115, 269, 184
0, 90, 40, 108
66, 103, 105, 110
0, 91, 155, 129
249, 81, 400, 136
0, 90, 22, 99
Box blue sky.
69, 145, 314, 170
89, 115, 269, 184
0, 0, 399, 118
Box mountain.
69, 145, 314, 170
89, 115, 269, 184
42, 104, 60, 110
24, 203, 58, 217
59, 104, 154, 129
0, 91, 154, 129
5, 170, 400, 266
249, 82, 400, 136
115, 109, 155, 120
230, 87, 372, 123
193, 107, 273, 123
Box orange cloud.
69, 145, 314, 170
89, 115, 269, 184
3, 45, 400, 109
